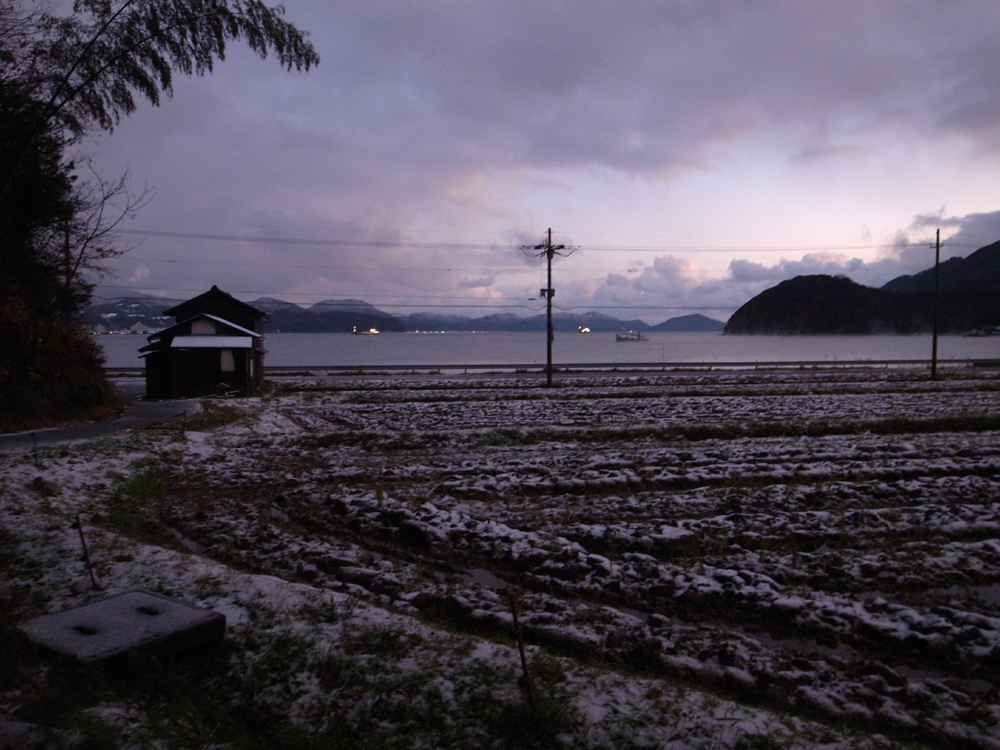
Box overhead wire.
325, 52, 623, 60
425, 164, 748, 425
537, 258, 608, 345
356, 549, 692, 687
107, 234, 974, 278
100, 228, 981, 313
117, 227, 975, 253
107, 255, 704, 275
92, 286, 734, 311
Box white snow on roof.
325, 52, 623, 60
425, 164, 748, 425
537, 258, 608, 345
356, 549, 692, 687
148, 313, 261, 342
169, 335, 253, 348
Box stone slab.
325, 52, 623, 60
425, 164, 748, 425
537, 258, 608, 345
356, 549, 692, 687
18, 590, 225, 665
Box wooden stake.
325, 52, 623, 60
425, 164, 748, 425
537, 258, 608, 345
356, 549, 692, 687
508, 592, 536, 709
75, 514, 99, 589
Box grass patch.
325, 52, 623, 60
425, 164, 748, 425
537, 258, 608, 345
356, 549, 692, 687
295, 430, 448, 452
491, 414, 1000, 446
182, 402, 246, 431
736, 734, 789, 750
280, 373, 1000, 404
0, 535, 46, 693
476, 427, 542, 446
3, 620, 584, 750
342, 626, 420, 657
102, 461, 179, 548
139, 402, 246, 434
11, 642, 346, 750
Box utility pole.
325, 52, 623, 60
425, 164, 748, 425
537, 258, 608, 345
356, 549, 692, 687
523, 228, 577, 387
931, 228, 941, 380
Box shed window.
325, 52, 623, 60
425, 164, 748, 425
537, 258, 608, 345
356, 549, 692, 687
192, 319, 216, 334
220, 349, 235, 372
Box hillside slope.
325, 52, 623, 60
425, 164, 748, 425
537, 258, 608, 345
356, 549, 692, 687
882, 239, 1000, 292
253, 298, 405, 333
726, 239, 1000, 334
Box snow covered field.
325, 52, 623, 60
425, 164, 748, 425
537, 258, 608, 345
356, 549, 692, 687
3, 369, 1000, 748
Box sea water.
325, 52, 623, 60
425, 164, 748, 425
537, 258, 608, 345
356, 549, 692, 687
97, 331, 1000, 369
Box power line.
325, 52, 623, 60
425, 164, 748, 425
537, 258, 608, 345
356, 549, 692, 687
118, 229, 496, 250
95, 285, 534, 303
104, 251, 962, 278
92, 286, 735, 311
110, 256, 526, 273
105, 255, 730, 275
117, 227, 973, 254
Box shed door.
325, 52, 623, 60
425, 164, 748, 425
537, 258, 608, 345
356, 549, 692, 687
220, 349, 235, 372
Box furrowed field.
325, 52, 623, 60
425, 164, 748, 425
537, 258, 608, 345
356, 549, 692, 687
3, 369, 1000, 749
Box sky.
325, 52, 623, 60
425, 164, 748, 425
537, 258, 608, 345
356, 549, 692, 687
87, 0, 1000, 323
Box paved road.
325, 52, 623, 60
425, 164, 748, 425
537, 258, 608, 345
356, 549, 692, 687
0, 382, 201, 454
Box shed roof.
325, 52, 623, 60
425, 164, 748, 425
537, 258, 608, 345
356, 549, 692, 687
162, 285, 267, 321
147, 313, 262, 343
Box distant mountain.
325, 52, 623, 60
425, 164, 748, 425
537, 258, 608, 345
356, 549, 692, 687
251, 297, 405, 333
400, 312, 527, 332
516, 312, 653, 333
80, 294, 175, 332
725, 276, 889, 334
649, 314, 725, 332
726, 263, 1000, 335
400, 310, 659, 333
882, 239, 1000, 293
84, 294, 726, 334
251, 297, 303, 312
309, 298, 384, 314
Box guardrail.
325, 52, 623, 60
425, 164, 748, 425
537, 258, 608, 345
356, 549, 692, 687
104, 358, 1000, 376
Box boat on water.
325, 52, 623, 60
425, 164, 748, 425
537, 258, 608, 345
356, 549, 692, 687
615, 330, 648, 342
963, 326, 1000, 337
352, 326, 380, 335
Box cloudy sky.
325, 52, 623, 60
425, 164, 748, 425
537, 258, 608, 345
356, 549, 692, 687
89, 0, 1000, 323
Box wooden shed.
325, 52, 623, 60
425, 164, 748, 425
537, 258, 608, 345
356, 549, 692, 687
140, 286, 268, 399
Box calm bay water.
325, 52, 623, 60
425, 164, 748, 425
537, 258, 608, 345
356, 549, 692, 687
98, 331, 1000, 369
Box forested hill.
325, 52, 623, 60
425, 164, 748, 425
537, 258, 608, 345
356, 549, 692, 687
257, 298, 406, 333
725, 240, 1000, 334
882, 239, 1000, 293
397, 311, 724, 333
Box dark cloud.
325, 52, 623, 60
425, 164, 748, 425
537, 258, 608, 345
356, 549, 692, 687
929, 210, 1000, 254
873, 209, 1000, 281
289, 1, 1000, 172
89, 1, 1000, 315
565, 206, 1000, 322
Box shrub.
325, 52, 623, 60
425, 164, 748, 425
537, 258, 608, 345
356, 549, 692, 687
0, 298, 120, 432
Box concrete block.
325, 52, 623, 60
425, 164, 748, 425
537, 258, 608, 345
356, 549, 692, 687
18, 590, 225, 665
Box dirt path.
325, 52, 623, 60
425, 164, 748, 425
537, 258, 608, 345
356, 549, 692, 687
0, 381, 200, 453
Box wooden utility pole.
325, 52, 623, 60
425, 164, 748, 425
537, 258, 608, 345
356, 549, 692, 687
931, 228, 940, 380
524, 228, 576, 387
